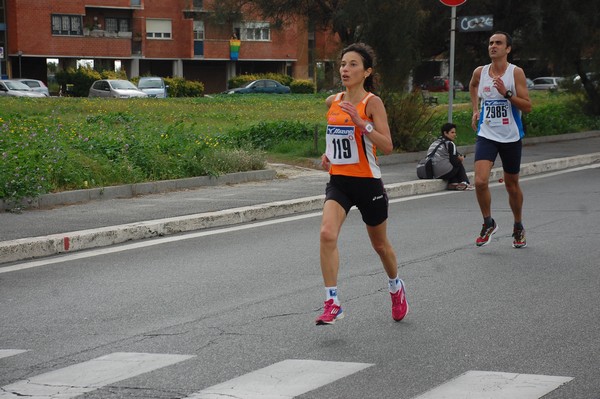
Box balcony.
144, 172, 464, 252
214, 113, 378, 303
183, 0, 209, 18
83, 28, 132, 39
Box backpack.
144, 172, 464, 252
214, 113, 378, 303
416, 140, 446, 179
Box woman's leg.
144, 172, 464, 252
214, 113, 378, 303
319, 200, 347, 286
366, 220, 409, 321
366, 220, 397, 279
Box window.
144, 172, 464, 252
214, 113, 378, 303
193, 20, 204, 40
51, 14, 83, 36
234, 22, 270, 41
131, 0, 141, 6
105, 17, 130, 33
192, 0, 203, 8
146, 19, 171, 39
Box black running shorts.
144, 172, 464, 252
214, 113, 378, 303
325, 175, 389, 226
474, 135, 523, 174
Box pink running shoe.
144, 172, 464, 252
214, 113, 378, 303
391, 280, 409, 321
315, 299, 344, 325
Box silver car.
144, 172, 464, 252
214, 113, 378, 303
0, 80, 48, 97
88, 79, 148, 98
137, 77, 168, 98
531, 77, 564, 90
13, 78, 50, 96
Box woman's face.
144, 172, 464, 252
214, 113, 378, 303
444, 128, 457, 141
340, 51, 371, 88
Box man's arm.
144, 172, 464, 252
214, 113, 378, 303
469, 66, 483, 131
511, 67, 532, 113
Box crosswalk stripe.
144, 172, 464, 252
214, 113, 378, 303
184, 359, 373, 399
0, 352, 194, 399
412, 370, 573, 399
0, 350, 28, 360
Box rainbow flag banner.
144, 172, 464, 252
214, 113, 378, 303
230, 39, 241, 60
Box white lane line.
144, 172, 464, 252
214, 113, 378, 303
3, 163, 598, 274
0, 350, 28, 360
184, 359, 373, 399
0, 214, 318, 274
0, 352, 194, 399
389, 163, 600, 204
412, 370, 573, 399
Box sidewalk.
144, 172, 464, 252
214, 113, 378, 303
1, 131, 599, 264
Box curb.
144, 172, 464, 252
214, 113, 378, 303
2, 152, 599, 265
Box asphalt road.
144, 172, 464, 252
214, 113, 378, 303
1, 165, 599, 398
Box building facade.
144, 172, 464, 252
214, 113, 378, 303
2, 0, 341, 93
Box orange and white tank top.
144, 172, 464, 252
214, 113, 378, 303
325, 92, 381, 178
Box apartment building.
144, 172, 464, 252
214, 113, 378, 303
2, 0, 341, 93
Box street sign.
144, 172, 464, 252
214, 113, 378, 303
0, 46, 4, 59
459, 15, 493, 32
439, 0, 466, 6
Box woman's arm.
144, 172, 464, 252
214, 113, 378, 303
365, 96, 393, 154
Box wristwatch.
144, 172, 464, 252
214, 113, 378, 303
504, 90, 513, 99
363, 123, 374, 134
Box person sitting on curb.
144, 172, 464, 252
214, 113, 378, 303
428, 123, 474, 191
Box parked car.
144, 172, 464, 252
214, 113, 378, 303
88, 79, 148, 98
531, 77, 564, 90
12, 78, 50, 96
137, 76, 168, 98
0, 80, 48, 97
526, 78, 534, 89
224, 79, 291, 94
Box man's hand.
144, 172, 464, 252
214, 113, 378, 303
471, 110, 480, 131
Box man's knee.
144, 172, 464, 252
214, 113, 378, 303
474, 176, 489, 190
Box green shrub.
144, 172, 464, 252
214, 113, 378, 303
165, 77, 204, 97
384, 91, 437, 152
524, 95, 600, 136
290, 79, 315, 94
55, 67, 102, 97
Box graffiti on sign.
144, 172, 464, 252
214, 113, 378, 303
458, 15, 493, 32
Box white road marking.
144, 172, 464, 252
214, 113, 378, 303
2, 163, 598, 273
0, 350, 27, 359
412, 370, 573, 399
184, 359, 373, 399
0, 352, 194, 399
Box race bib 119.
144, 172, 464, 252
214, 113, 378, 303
325, 125, 360, 164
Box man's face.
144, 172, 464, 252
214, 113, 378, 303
488, 34, 510, 59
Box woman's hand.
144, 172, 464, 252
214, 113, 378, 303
339, 101, 367, 130
321, 154, 331, 171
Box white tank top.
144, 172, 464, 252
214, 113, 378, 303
476, 63, 525, 142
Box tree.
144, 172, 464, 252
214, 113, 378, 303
525, 0, 600, 115
216, 0, 425, 91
